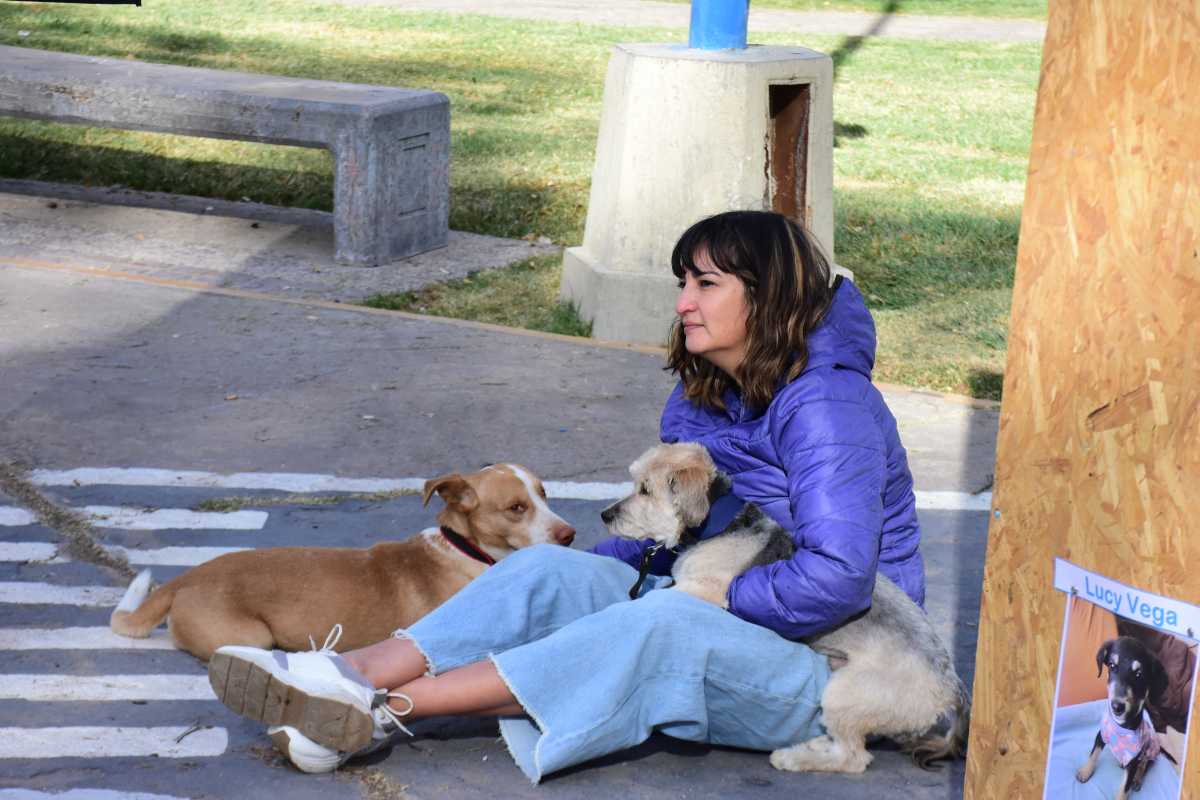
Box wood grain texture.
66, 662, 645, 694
963, 0, 1200, 796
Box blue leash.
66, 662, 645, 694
627, 492, 744, 599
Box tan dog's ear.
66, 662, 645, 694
670, 465, 714, 528
423, 474, 479, 512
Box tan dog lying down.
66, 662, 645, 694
110, 464, 575, 661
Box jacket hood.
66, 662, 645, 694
803, 278, 876, 378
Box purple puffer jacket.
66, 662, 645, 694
593, 279, 924, 640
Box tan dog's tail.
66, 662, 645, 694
110, 569, 173, 638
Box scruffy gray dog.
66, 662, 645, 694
602, 442, 970, 774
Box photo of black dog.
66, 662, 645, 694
1075, 636, 1178, 799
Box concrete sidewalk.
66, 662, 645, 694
331, 0, 1047, 43
0, 186, 998, 489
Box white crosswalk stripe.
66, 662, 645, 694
0, 582, 124, 606
0, 789, 189, 799
30, 466, 423, 494
0, 726, 228, 759
83, 506, 267, 531
0, 542, 57, 562
23, 468, 995, 511
0, 543, 249, 566
2, 505, 268, 530
0, 674, 212, 702
0, 627, 176, 651
915, 490, 993, 512
111, 545, 249, 566
0, 508, 35, 526
0, 504, 266, 532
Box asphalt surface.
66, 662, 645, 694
0, 230, 997, 799
0, 482, 987, 800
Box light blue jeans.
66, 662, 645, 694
399, 544, 831, 783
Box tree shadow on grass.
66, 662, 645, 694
139, 28, 232, 57
0, 132, 335, 211
2, 12, 234, 65
0, 126, 590, 243
834, 120, 868, 147
826, 2, 904, 147
829, 0, 903, 80
966, 368, 1004, 401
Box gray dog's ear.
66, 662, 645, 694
670, 465, 715, 528
1096, 639, 1116, 678
423, 474, 479, 512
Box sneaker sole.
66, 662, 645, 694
268, 728, 343, 774
208, 650, 374, 753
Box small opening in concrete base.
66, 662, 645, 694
767, 82, 810, 228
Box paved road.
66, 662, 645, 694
0, 469, 987, 800
0, 244, 999, 798
328, 0, 1047, 43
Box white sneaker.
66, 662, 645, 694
268, 724, 399, 773
208, 625, 414, 754
268, 725, 344, 773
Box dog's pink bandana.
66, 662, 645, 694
1101, 707, 1160, 767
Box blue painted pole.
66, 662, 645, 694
688, 0, 750, 50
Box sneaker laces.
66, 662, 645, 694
308, 623, 343, 654
372, 690, 415, 737
305, 623, 415, 739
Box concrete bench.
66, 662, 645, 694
0, 45, 449, 266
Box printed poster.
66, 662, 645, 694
1044, 559, 1199, 799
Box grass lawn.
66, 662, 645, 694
658, 0, 1047, 19
365, 254, 592, 337
0, 2, 1040, 399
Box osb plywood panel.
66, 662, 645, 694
963, 0, 1200, 797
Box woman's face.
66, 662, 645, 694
674, 249, 750, 377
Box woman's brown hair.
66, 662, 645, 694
666, 210, 836, 412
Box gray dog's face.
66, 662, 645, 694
600, 443, 716, 548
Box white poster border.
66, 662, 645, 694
1041, 595, 1076, 800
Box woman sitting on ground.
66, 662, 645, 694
208, 209, 925, 780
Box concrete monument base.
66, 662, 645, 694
561, 43, 834, 345
561, 248, 680, 345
